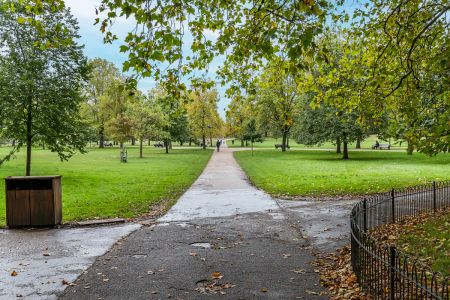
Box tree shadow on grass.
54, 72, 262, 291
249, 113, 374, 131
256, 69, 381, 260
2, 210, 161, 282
300, 153, 450, 165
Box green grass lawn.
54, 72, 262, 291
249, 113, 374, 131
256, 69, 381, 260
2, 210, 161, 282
227, 135, 405, 150
0, 147, 212, 226
234, 150, 450, 197
397, 211, 450, 276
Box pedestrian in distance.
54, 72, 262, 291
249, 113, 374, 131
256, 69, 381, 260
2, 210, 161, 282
216, 139, 221, 152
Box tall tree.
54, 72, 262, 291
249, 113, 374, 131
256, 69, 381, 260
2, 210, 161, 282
294, 101, 368, 160
0, 1, 89, 175
128, 96, 167, 158
186, 88, 222, 150
95, 0, 332, 96
150, 86, 188, 153
256, 61, 302, 152
350, 1, 450, 155
243, 118, 262, 156
84, 58, 122, 148
226, 95, 253, 147
103, 80, 136, 149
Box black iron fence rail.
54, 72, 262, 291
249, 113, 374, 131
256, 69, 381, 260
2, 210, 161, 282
351, 181, 450, 299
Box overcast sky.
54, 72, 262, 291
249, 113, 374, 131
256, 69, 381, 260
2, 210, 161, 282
65, 0, 229, 117
65, 1, 360, 119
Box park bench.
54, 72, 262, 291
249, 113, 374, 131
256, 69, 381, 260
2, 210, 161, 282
275, 144, 290, 150
153, 142, 164, 148
372, 144, 391, 150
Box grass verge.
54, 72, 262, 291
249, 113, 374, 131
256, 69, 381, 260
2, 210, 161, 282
234, 150, 450, 197
396, 209, 450, 276
228, 135, 405, 150
0, 147, 212, 226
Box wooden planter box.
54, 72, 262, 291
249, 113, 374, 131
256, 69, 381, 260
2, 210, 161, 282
5, 176, 62, 228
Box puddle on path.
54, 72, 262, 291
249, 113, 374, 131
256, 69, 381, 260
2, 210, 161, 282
191, 242, 212, 249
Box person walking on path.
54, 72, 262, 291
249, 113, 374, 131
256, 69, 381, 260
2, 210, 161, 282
216, 139, 221, 152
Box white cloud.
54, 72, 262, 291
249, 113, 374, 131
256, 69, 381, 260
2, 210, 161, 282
66, 0, 99, 20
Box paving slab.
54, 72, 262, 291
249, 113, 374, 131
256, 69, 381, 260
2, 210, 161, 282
159, 149, 278, 222
0, 224, 140, 299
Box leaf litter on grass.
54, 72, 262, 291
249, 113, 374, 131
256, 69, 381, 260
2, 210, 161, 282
315, 207, 450, 299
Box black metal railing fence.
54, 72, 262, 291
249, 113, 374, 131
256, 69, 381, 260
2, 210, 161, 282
351, 181, 450, 299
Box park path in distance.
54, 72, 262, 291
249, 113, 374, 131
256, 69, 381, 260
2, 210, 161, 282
61, 146, 354, 299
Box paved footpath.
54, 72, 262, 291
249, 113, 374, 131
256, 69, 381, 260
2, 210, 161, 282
61, 148, 354, 300
0, 224, 139, 299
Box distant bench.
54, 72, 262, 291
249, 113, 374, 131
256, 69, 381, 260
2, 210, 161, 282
275, 144, 290, 150
372, 144, 391, 150
153, 142, 164, 148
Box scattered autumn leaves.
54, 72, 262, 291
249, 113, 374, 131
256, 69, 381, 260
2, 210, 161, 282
370, 207, 450, 276
316, 207, 450, 299
315, 246, 369, 299
195, 272, 236, 295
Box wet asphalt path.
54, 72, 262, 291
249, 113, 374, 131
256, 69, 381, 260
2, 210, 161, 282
61, 148, 353, 300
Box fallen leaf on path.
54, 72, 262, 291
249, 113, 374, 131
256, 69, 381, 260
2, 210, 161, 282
211, 272, 223, 279
292, 269, 306, 274
260, 288, 268, 293
11, 270, 18, 276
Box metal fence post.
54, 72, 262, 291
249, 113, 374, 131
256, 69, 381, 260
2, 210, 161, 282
391, 188, 395, 223
363, 199, 368, 232
433, 181, 437, 213
390, 246, 396, 299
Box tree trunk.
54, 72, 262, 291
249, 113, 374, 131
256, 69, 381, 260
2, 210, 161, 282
343, 133, 349, 160
131, 137, 136, 146
240, 139, 244, 147
26, 104, 32, 176
139, 138, 143, 158
407, 141, 414, 155
209, 137, 212, 147
281, 131, 288, 152
180, 140, 183, 146
99, 125, 105, 148
148, 139, 151, 146
355, 138, 361, 149
12, 140, 15, 147
336, 137, 341, 154
165, 140, 169, 154
202, 135, 206, 150
120, 142, 124, 150
189, 138, 192, 146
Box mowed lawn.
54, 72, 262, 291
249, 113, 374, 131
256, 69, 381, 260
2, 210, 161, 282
0, 147, 212, 226
234, 150, 450, 197
228, 135, 405, 150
